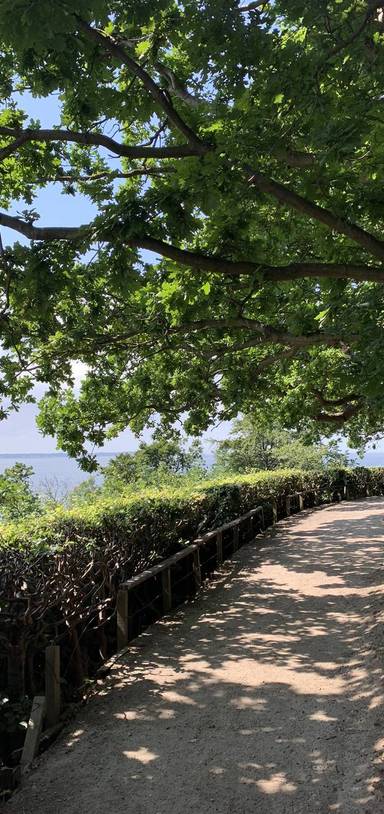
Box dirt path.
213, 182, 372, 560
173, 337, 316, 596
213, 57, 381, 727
6, 499, 384, 814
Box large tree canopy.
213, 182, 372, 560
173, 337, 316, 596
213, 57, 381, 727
1, 1, 384, 463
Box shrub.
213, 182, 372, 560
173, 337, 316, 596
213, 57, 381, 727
0, 467, 382, 705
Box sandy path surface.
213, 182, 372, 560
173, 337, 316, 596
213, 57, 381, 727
5, 499, 384, 814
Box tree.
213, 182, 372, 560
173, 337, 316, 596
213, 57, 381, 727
101, 436, 205, 492
1, 2, 384, 464
214, 415, 351, 473
0, 463, 41, 521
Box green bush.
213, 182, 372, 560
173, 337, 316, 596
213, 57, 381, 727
0, 466, 382, 704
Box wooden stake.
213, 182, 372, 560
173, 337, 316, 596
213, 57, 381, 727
21, 696, 46, 772
285, 496, 291, 516
193, 550, 201, 590
298, 494, 304, 511
117, 588, 129, 650
216, 530, 223, 566
45, 645, 61, 729
161, 567, 172, 612
233, 522, 240, 552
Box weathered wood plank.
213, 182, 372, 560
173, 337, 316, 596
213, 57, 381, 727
117, 588, 129, 650
216, 530, 223, 566
232, 521, 240, 552
161, 567, 172, 612
21, 696, 46, 771
193, 549, 201, 590
45, 645, 61, 729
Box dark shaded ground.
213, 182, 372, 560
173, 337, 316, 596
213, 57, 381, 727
5, 499, 384, 813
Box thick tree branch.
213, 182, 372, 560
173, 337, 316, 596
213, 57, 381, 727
313, 390, 362, 407
314, 404, 361, 423
245, 165, 384, 262
0, 213, 84, 241
273, 148, 316, 168
154, 61, 201, 109
76, 17, 208, 154
166, 318, 350, 350
326, 1, 383, 59
138, 239, 384, 284
0, 126, 199, 161
33, 167, 175, 185
2, 212, 384, 286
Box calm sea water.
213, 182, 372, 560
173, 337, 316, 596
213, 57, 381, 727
0, 449, 382, 497
0, 451, 216, 495
0, 453, 117, 494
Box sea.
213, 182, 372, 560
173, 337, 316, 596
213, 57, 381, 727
0, 453, 118, 495
0, 448, 383, 497
0, 451, 216, 496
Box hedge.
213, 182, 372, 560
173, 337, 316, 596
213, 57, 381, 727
0, 466, 383, 717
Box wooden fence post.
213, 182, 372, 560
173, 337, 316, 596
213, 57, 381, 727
193, 550, 201, 591
285, 496, 291, 516
272, 501, 278, 524
298, 494, 304, 511
117, 588, 129, 650
216, 530, 223, 566
21, 696, 46, 772
161, 567, 172, 612
233, 522, 240, 552
45, 645, 61, 729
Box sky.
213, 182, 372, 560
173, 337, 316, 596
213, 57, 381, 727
0, 92, 383, 460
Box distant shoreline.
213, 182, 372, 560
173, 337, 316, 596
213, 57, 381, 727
0, 452, 127, 457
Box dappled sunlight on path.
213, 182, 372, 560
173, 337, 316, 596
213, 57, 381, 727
5, 499, 384, 814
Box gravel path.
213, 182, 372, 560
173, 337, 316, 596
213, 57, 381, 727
5, 499, 384, 814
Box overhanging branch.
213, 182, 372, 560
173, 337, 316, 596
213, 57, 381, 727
0, 126, 199, 161
75, 17, 208, 154
2, 212, 384, 286
245, 165, 384, 262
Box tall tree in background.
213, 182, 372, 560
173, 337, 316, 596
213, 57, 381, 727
214, 415, 351, 473
0, 2, 384, 463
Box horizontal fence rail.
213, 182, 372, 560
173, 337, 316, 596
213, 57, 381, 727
115, 485, 344, 649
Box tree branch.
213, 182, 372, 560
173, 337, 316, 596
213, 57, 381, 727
314, 404, 361, 423
273, 148, 316, 168
33, 167, 175, 185
75, 17, 208, 154
313, 390, 362, 407
166, 318, 350, 350
0, 212, 84, 241
245, 165, 384, 262
0, 126, 199, 161
326, 1, 383, 59
2, 212, 384, 286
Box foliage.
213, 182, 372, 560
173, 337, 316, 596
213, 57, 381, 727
0, 463, 40, 522
0, 466, 382, 706
101, 436, 205, 493
214, 415, 352, 473
67, 474, 101, 506
1, 4, 384, 458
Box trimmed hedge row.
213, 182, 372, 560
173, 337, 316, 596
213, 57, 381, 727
0, 466, 383, 711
